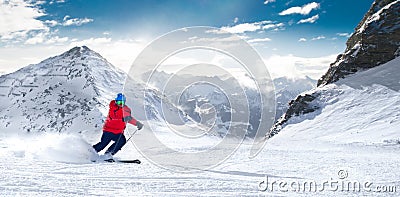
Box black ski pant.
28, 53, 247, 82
93, 131, 126, 155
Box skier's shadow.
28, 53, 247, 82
204, 169, 304, 180
168, 164, 304, 180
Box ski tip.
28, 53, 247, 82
104, 158, 116, 163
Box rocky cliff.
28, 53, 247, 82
318, 0, 400, 86
268, 0, 400, 138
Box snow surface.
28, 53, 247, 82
0, 123, 399, 196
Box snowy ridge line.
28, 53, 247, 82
357, 0, 400, 33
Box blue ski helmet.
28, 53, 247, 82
115, 93, 126, 102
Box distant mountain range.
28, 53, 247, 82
0, 46, 316, 139
141, 69, 315, 137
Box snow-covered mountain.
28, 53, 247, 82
0, 46, 187, 138
268, 0, 400, 139
0, 46, 125, 135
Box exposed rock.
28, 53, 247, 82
318, 0, 400, 86
273, 76, 316, 120
268, 92, 320, 138
268, 0, 400, 138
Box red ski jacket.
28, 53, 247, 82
103, 100, 138, 134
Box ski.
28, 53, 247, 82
102, 158, 141, 164
116, 159, 141, 164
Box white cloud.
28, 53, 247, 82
45, 20, 58, 27
45, 36, 69, 44
279, 2, 320, 15
49, 0, 66, 4
35, 1, 47, 5
72, 39, 146, 72
311, 35, 326, 40
264, 0, 276, 5
247, 38, 271, 43
237, 35, 250, 40
297, 14, 319, 24
186, 34, 242, 44
234, 17, 239, 24
220, 20, 272, 34
70, 37, 112, 46
0, 1, 93, 45
0, 45, 69, 74
0, 38, 147, 75
24, 32, 46, 45
337, 32, 351, 37
23, 28, 68, 45
264, 54, 337, 79
65, 37, 148, 72
298, 38, 307, 42
213, 21, 284, 34
63, 15, 94, 26
262, 22, 285, 31
0, 0, 47, 40
1, 31, 28, 42
221, 23, 260, 34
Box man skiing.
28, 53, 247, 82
93, 93, 143, 161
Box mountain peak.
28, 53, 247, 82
67, 46, 92, 53
318, 0, 400, 86
60, 46, 102, 60
0, 47, 126, 133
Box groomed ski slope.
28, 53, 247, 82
1, 57, 400, 196
0, 131, 398, 196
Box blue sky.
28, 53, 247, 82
0, 0, 374, 78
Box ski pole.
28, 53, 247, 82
109, 128, 138, 154
126, 128, 138, 142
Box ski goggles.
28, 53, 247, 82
116, 100, 125, 105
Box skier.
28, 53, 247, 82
92, 93, 143, 161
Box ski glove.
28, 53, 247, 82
136, 121, 144, 130
122, 116, 133, 122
